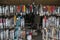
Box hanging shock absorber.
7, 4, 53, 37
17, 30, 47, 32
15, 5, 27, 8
14, 16, 21, 40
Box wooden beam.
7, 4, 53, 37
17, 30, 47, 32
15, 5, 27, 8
0, 0, 60, 5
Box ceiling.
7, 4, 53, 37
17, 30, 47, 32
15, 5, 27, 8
0, 0, 60, 5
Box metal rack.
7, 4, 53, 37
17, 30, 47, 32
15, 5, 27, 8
42, 26, 60, 40
42, 15, 60, 40
0, 4, 60, 40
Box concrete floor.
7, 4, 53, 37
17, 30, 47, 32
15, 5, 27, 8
32, 33, 42, 40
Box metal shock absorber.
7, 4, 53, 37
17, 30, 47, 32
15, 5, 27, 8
14, 16, 21, 40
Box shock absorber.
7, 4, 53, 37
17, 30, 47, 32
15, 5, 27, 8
14, 16, 21, 40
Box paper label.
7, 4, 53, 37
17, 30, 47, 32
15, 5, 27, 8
27, 35, 32, 40
10, 6, 14, 13
0, 6, 2, 13
5, 6, 9, 15
3, 7, 5, 13
10, 30, 14, 39
1, 31, 3, 40
17, 6, 20, 13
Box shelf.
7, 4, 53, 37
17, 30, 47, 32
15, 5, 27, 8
38, 13, 60, 17
44, 36, 60, 40
0, 13, 60, 18
0, 26, 15, 31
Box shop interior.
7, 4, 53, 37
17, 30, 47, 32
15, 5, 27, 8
0, 0, 60, 40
